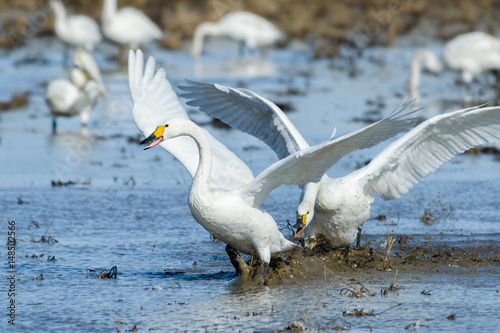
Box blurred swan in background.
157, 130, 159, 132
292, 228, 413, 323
191, 11, 284, 58
46, 49, 106, 132
408, 32, 500, 102
101, 0, 163, 51
50, 0, 101, 63
180, 81, 500, 248
443, 32, 500, 84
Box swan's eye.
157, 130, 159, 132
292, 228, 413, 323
165, 124, 169, 128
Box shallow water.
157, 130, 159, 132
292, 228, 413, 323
1, 37, 499, 332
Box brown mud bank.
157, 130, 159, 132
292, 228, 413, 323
231, 237, 500, 286
1, 0, 499, 51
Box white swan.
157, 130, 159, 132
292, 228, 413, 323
101, 0, 163, 50
409, 32, 500, 98
128, 50, 416, 262
180, 81, 500, 247
50, 0, 101, 52
46, 49, 106, 132
191, 11, 284, 58
443, 32, 500, 84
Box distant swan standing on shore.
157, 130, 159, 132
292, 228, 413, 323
191, 11, 284, 58
101, 0, 162, 50
50, 0, 101, 64
408, 32, 500, 101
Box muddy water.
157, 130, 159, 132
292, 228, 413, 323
1, 37, 499, 332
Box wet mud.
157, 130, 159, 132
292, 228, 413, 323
231, 238, 500, 286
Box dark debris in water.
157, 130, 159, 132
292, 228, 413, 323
243, 144, 263, 152
31, 273, 44, 281
272, 87, 303, 97
32, 234, 58, 244
404, 318, 434, 330
51, 180, 91, 186
343, 308, 374, 317
0, 91, 30, 111
127, 134, 143, 144
463, 146, 500, 160
13, 56, 50, 67
87, 266, 118, 279
274, 102, 294, 112
421, 289, 432, 296
351, 115, 381, 124
115, 321, 138, 332
343, 303, 402, 317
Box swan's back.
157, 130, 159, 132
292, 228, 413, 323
115, 8, 162, 41
67, 16, 101, 44
218, 11, 283, 47
46, 79, 80, 113
103, 5, 162, 46
443, 32, 500, 75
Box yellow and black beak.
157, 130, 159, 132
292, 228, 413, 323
294, 213, 307, 239
140, 125, 167, 150
294, 213, 307, 229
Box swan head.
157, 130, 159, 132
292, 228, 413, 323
49, 0, 64, 16
141, 118, 194, 150
294, 202, 315, 239
140, 123, 168, 150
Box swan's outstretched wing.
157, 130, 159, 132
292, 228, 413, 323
128, 50, 254, 189
179, 80, 309, 158
180, 81, 419, 163
360, 105, 500, 200
240, 106, 420, 207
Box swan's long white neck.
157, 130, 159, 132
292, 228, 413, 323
191, 22, 223, 57
409, 49, 443, 92
52, 2, 67, 30
175, 120, 212, 194
298, 175, 328, 225
409, 51, 425, 92
102, 0, 116, 25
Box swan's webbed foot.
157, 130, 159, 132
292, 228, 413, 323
225, 244, 250, 278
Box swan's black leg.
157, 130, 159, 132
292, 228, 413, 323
225, 244, 249, 278
356, 227, 363, 247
